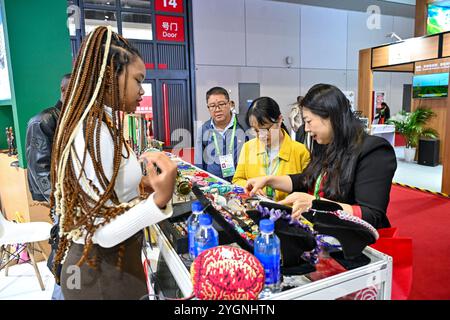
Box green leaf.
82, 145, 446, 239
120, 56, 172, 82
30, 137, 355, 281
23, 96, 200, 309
388, 107, 438, 148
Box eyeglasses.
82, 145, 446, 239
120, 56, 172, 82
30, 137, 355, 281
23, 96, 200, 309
250, 123, 276, 136
207, 101, 229, 111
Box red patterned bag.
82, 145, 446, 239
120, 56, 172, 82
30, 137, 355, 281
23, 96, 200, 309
190, 246, 265, 300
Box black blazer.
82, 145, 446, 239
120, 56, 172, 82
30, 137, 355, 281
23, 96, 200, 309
290, 135, 397, 229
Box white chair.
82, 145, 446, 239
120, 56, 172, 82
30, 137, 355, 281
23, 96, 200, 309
0, 212, 52, 290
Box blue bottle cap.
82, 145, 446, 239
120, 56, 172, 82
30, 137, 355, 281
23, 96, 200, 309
191, 200, 203, 212
199, 214, 213, 226
259, 219, 274, 233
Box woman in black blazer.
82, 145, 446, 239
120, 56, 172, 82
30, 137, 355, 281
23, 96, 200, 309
246, 84, 397, 229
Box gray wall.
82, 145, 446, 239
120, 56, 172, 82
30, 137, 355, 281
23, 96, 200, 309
192, 0, 414, 126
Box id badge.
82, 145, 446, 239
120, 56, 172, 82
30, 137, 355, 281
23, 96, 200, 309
266, 186, 275, 199
219, 154, 236, 178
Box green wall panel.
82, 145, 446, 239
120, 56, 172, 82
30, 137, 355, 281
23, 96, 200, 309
2, 0, 72, 168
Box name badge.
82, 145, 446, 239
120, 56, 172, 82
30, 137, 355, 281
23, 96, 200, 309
266, 186, 275, 199
219, 154, 236, 178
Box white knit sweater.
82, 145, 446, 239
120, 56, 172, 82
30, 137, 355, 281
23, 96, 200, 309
71, 118, 172, 248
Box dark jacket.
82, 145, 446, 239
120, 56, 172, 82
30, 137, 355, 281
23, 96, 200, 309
295, 123, 307, 145
26, 100, 62, 202
194, 113, 250, 182
290, 135, 397, 229
374, 107, 391, 124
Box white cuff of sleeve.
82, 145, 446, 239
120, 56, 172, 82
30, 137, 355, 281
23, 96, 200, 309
93, 193, 173, 248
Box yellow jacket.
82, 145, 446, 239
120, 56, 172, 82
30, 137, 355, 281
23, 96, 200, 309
232, 130, 310, 201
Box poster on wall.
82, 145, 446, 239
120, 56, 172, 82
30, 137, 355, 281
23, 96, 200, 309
0, 4, 12, 101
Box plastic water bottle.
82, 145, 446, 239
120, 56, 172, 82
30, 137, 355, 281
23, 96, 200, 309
254, 219, 281, 297
194, 214, 219, 257
187, 201, 204, 260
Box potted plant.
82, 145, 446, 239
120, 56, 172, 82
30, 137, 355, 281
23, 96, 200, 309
387, 108, 438, 162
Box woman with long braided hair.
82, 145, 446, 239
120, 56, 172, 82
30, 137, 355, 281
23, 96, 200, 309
50, 26, 177, 299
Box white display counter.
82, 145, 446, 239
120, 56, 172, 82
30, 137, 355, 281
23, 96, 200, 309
370, 124, 396, 147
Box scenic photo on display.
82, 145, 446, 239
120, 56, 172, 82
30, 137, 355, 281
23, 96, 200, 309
412, 72, 449, 98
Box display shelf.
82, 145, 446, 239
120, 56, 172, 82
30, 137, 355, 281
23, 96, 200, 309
146, 156, 393, 300
153, 224, 193, 297
265, 247, 392, 300
149, 225, 392, 300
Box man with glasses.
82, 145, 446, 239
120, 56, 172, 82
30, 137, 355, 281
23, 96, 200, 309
194, 86, 249, 182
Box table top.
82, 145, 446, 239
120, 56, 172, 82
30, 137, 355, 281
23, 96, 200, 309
150, 154, 393, 300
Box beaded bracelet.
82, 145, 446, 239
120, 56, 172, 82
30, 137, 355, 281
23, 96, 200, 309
232, 186, 245, 194
308, 208, 379, 241
190, 177, 208, 187
194, 172, 209, 178
177, 164, 193, 171
205, 184, 233, 195
212, 202, 255, 245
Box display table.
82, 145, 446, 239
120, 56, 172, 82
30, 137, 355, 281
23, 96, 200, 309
370, 124, 395, 147
149, 224, 392, 300
145, 154, 393, 300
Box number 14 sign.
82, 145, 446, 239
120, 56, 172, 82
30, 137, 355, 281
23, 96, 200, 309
155, 0, 184, 13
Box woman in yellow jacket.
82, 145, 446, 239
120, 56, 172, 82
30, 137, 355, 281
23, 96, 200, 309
233, 97, 310, 201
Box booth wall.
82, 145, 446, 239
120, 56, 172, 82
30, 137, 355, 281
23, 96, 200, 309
0, 0, 71, 223
192, 0, 414, 125
2, 0, 72, 168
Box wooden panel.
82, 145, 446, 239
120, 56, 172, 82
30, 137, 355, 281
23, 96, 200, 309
372, 46, 390, 68
412, 102, 447, 162
412, 58, 450, 164
415, 0, 427, 37
372, 36, 439, 68
412, 57, 450, 193
442, 33, 450, 57
443, 98, 450, 194
415, 57, 450, 74
0, 153, 50, 223
372, 63, 414, 72
0, 154, 31, 221
358, 49, 373, 122
0, 154, 50, 262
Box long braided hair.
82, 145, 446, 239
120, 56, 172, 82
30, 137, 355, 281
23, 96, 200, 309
50, 26, 144, 279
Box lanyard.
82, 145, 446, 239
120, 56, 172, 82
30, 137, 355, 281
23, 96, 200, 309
264, 150, 280, 176
314, 172, 324, 200
264, 149, 280, 199
212, 117, 237, 156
